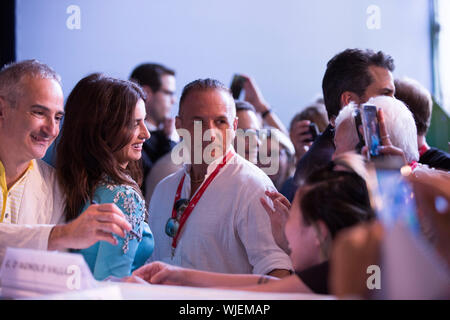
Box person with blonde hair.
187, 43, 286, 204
334, 96, 419, 165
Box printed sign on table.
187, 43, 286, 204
0, 247, 98, 298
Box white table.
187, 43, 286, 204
3, 282, 334, 300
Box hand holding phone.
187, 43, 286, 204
230, 74, 246, 99
373, 108, 408, 165
306, 123, 319, 143
361, 104, 382, 159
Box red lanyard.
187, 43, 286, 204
171, 151, 233, 249
409, 160, 418, 171
418, 144, 429, 158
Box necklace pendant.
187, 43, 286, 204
165, 218, 179, 238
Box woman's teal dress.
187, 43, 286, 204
75, 178, 154, 280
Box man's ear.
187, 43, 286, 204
314, 220, 330, 246
142, 85, 154, 102
233, 117, 238, 131
175, 115, 182, 130
340, 91, 361, 108
0, 96, 7, 119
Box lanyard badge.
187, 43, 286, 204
165, 198, 189, 237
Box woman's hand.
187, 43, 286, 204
260, 190, 291, 254
132, 261, 188, 285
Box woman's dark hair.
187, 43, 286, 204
56, 73, 146, 221
298, 155, 375, 239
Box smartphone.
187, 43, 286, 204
361, 104, 381, 159
352, 108, 365, 153
305, 123, 319, 142
230, 74, 245, 99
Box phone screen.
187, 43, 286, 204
361, 104, 381, 159
230, 74, 245, 99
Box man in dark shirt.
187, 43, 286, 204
395, 77, 450, 171
129, 63, 178, 194
419, 147, 450, 170
292, 49, 396, 192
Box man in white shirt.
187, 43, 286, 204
148, 79, 293, 277
0, 60, 132, 264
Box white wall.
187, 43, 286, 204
16, 0, 432, 126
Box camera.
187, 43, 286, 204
306, 123, 319, 142
230, 74, 246, 99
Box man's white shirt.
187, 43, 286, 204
0, 160, 65, 265
147, 150, 293, 274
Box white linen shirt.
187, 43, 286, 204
0, 159, 65, 265
148, 151, 293, 275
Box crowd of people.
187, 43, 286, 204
0, 47, 449, 299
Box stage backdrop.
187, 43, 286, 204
16, 0, 432, 127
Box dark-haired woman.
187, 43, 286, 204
56, 73, 154, 280
128, 153, 374, 294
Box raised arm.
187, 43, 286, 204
240, 75, 288, 135
132, 261, 278, 287
130, 261, 312, 294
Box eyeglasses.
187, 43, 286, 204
165, 198, 189, 238
159, 88, 176, 97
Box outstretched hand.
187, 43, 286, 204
260, 190, 291, 254
132, 261, 187, 285
48, 203, 132, 251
